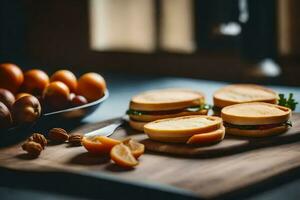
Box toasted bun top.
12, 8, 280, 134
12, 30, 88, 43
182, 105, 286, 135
221, 102, 291, 125
213, 84, 277, 108
130, 88, 205, 111
144, 115, 222, 135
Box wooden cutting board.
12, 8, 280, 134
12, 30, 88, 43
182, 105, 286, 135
0, 113, 300, 199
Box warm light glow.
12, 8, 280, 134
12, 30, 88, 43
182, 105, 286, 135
89, 0, 155, 52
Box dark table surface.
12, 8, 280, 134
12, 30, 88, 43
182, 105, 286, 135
1, 73, 300, 200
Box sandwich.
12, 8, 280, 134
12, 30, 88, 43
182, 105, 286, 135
221, 102, 291, 137
144, 115, 225, 144
127, 88, 209, 131
213, 84, 277, 115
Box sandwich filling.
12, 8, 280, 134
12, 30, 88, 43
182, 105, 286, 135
212, 106, 222, 113
223, 121, 292, 130
127, 104, 211, 116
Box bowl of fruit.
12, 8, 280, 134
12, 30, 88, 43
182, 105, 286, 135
0, 63, 108, 146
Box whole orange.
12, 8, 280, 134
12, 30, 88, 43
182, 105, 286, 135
0, 63, 24, 94
21, 69, 49, 95
50, 70, 77, 92
43, 81, 70, 111
77, 73, 106, 102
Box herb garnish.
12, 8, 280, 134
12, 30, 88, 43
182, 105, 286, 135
186, 104, 212, 112
126, 109, 144, 116
285, 120, 293, 127
278, 93, 298, 111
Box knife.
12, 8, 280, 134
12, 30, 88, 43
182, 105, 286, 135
84, 119, 124, 138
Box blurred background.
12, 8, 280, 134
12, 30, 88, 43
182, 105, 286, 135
0, 0, 299, 86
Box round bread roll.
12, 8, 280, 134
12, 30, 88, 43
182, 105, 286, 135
221, 102, 291, 125
130, 88, 205, 111
144, 115, 222, 143
213, 84, 277, 108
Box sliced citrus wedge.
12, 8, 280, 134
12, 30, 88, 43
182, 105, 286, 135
96, 136, 121, 147
187, 126, 225, 144
82, 136, 120, 154
122, 138, 145, 159
110, 143, 138, 168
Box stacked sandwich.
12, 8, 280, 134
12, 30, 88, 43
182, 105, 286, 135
213, 84, 292, 137
127, 88, 209, 132
221, 102, 291, 137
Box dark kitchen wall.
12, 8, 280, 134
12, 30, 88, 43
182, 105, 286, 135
0, 0, 89, 72
0, 0, 26, 65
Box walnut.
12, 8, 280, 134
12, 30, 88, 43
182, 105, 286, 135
22, 141, 43, 157
48, 128, 69, 143
68, 133, 83, 146
28, 133, 47, 149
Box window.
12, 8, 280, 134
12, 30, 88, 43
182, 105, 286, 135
90, 0, 196, 53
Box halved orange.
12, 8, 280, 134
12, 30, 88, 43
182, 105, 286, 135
122, 138, 145, 159
110, 143, 138, 168
187, 126, 225, 144
82, 136, 120, 154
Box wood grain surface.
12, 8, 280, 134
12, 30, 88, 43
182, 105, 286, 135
0, 114, 300, 199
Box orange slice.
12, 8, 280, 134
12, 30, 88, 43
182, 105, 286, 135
82, 136, 120, 154
187, 126, 225, 144
122, 138, 145, 159
97, 136, 121, 147
110, 143, 138, 168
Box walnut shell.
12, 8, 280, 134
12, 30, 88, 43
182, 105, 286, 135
22, 141, 43, 157
48, 128, 69, 143
29, 133, 47, 149
68, 133, 83, 146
